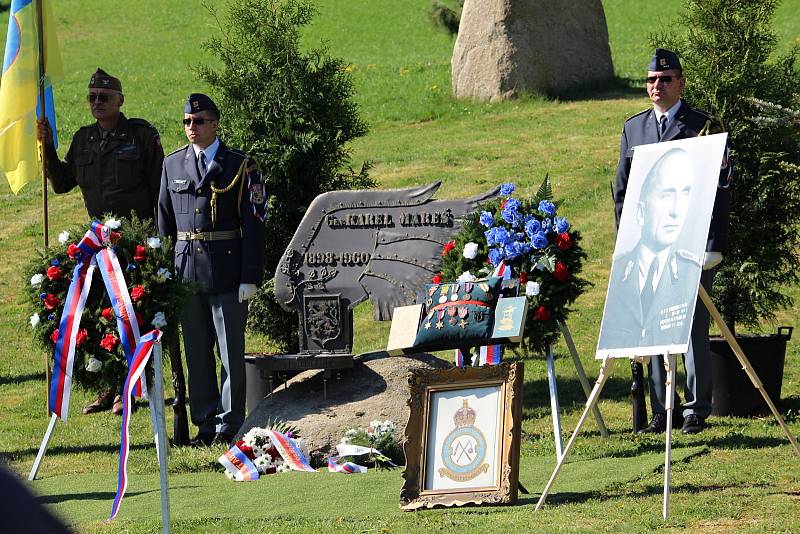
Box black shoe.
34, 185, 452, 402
213, 432, 235, 447
189, 432, 215, 447
637, 412, 684, 434
681, 414, 706, 434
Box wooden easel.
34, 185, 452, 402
534, 286, 800, 519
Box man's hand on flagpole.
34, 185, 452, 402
37, 118, 54, 145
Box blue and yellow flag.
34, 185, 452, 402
0, 0, 62, 194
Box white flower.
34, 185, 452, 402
275, 459, 291, 473
105, 218, 121, 229
225, 470, 235, 480
58, 230, 70, 244
86, 357, 103, 372
156, 268, 172, 281
151, 311, 167, 328
30, 273, 44, 286
463, 242, 479, 259
254, 455, 274, 474
146, 236, 162, 249
457, 271, 476, 283
29, 313, 40, 328
525, 281, 541, 296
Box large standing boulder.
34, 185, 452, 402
452, 0, 614, 101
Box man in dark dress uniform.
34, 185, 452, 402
613, 49, 732, 435
158, 94, 267, 446
37, 68, 164, 415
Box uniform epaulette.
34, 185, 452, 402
227, 147, 248, 158
676, 248, 702, 267
166, 144, 188, 157
625, 108, 651, 123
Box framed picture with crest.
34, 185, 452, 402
400, 362, 523, 510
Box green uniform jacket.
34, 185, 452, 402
45, 113, 164, 221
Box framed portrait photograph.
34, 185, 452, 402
400, 362, 523, 510
597, 133, 728, 359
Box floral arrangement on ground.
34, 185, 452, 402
439, 177, 590, 355
229, 426, 311, 477
23, 215, 193, 392
338, 419, 402, 467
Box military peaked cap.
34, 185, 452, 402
648, 48, 682, 72
185, 93, 219, 116
88, 68, 122, 93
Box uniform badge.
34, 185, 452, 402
192, 100, 200, 110
249, 183, 265, 204
172, 179, 188, 185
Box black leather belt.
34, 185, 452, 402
176, 229, 242, 241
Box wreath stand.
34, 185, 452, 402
534, 286, 800, 519
28, 342, 171, 533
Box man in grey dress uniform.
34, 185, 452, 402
158, 94, 267, 446
600, 148, 703, 351
613, 49, 732, 435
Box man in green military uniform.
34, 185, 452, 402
37, 68, 165, 415
37, 68, 164, 221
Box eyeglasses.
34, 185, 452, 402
183, 117, 213, 126
87, 92, 114, 103
646, 75, 675, 84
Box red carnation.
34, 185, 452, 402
46, 265, 62, 281
432, 273, 443, 284
101, 307, 114, 321
100, 333, 119, 352
67, 243, 82, 259
110, 231, 122, 244
534, 306, 551, 321
130, 284, 146, 302
441, 241, 456, 257
43, 293, 61, 310
133, 245, 147, 262
50, 329, 59, 343
519, 271, 528, 284
75, 328, 88, 347
555, 232, 573, 251
553, 261, 570, 282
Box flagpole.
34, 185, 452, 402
35, 0, 52, 415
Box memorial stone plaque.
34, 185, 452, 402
274, 182, 500, 355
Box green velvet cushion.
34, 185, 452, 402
413, 277, 502, 348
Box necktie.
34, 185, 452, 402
199, 151, 207, 176
99, 130, 110, 151
659, 115, 668, 140
641, 257, 659, 314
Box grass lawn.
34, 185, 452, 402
1, 0, 799, 532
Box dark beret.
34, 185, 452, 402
648, 48, 682, 71
88, 68, 122, 93
185, 93, 219, 116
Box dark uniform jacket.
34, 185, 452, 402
598, 245, 702, 352
157, 141, 266, 294
614, 100, 731, 252
45, 113, 163, 220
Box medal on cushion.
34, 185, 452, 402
435, 309, 445, 330
463, 282, 473, 301
438, 284, 449, 304
423, 310, 434, 329
473, 309, 486, 322
447, 306, 458, 326
450, 283, 459, 302
458, 306, 468, 329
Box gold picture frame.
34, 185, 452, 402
400, 362, 523, 510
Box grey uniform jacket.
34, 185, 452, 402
614, 100, 732, 253
157, 141, 266, 293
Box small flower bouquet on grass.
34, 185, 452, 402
438, 177, 591, 355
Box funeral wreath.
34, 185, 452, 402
439, 178, 590, 354
24, 215, 192, 393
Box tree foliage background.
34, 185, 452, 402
197, 0, 373, 351
656, 0, 800, 332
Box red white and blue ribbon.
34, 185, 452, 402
327, 443, 395, 473
265, 429, 317, 473
49, 222, 107, 420
327, 458, 368, 474
219, 445, 260, 482
109, 329, 162, 520
454, 347, 468, 368
95, 247, 145, 398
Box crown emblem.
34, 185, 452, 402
453, 399, 476, 427
192, 100, 199, 109
660, 58, 667, 66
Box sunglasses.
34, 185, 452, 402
87, 92, 115, 103
183, 117, 214, 126
646, 75, 675, 84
